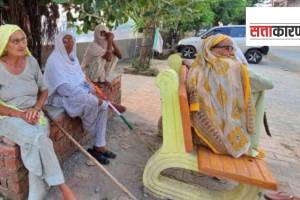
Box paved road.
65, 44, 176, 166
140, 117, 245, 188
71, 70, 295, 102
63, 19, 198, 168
250, 58, 300, 196
267, 46, 300, 73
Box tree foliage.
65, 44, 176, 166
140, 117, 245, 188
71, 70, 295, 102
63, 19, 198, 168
61, 0, 131, 33
0, 0, 260, 68
56, 0, 260, 34
209, 0, 261, 25
62, 0, 212, 67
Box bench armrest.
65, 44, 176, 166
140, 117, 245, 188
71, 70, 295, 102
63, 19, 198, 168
156, 69, 186, 153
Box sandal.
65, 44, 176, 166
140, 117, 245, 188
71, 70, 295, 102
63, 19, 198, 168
264, 191, 300, 200
101, 151, 117, 159
87, 148, 110, 165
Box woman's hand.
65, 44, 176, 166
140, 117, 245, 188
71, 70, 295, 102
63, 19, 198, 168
103, 32, 114, 62
95, 91, 108, 101
85, 79, 108, 100
182, 59, 193, 68
22, 108, 40, 125
105, 32, 114, 40
98, 98, 103, 105
102, 51, 113, 62
112, 40, 122, 59
0, 105, 38, 125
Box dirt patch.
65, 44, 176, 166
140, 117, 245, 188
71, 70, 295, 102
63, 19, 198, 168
123, 67, 159, 77
46, 116, 161, 200
280, 143, 295, 152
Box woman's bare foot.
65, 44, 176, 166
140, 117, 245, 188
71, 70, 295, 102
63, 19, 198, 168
58, 184, 77, 200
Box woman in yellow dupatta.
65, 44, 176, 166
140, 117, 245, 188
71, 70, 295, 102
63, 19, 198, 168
0, 24, 77, 200
187, 34, 255, 158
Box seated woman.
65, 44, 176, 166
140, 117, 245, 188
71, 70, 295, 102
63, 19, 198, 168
44, 31, 122, 165
187, 34, 256, 158
81, 24, 122, 85
0, 25, 77, 200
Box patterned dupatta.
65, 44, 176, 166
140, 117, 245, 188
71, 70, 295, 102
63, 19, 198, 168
187, 34, 255, 158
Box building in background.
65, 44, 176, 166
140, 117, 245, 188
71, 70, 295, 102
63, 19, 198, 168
272, 0, 300, 6
256, 0, 300, 7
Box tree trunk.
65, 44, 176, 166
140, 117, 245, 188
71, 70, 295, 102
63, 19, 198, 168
25, 0, 42, 64
0, 0, 41, 63
137, 23, 156, 69
0, 0, 58, 66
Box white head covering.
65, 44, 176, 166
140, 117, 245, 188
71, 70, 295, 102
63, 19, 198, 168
94, 24, 109, 46
81, 24, 108, 68
44, 31, 85, 96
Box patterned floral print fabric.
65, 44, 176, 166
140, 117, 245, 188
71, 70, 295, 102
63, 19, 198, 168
187, 34, 255, 158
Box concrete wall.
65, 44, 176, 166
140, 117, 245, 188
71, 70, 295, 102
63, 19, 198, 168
41, 38, 143, 67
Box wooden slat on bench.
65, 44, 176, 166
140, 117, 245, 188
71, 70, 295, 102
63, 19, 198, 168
197, 147, 278, 190
178, 65, 193, 153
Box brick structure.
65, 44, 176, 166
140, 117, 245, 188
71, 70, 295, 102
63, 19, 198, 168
0, 76, 122, 200
98, 75, 122, 110
0, 116, 84, 200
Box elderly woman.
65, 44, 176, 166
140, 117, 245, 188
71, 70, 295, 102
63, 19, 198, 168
0, 25, 77, 200
81, 24, 122, 84
44, 31, 119, 165
187, 34, 257, 158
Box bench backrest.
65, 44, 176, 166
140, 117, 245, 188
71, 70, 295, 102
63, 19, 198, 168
178, 65, 193, 153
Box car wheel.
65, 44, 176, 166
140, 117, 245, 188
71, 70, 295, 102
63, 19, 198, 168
245, 49, 263, 64
181, 46, 196, 59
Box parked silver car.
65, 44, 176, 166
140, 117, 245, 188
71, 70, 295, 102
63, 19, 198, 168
177, 25, 269, 64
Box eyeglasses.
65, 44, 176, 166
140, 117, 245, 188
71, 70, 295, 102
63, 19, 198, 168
212, 45, 235, 52
9, 37, 27, 45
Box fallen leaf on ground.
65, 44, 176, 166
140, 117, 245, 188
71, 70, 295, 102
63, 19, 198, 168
86, 159, 96, 166
120, 143, 131, 149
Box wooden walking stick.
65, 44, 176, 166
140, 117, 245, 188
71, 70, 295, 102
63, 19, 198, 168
44, 111, 138, 200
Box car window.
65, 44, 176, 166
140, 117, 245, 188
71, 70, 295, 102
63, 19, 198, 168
212, 27, 230, 36
201, 27, 230, 38
230, 27, 245, 37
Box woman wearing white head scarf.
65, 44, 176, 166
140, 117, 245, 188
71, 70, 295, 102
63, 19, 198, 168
44, 31, 119, 165
81, 24, 122, 84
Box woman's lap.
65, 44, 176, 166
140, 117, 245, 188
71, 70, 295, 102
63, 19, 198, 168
0, 117, 49, 146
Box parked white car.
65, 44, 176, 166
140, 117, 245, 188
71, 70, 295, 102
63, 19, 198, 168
177, 25, 269, 64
